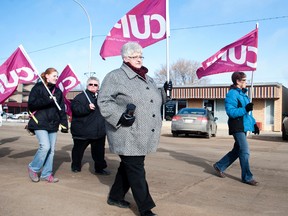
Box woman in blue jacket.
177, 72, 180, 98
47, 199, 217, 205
213, 72, 260, 186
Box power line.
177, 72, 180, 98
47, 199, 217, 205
1, 15, 287, 59
28, 36, 103, 54
171, 15, 288, 31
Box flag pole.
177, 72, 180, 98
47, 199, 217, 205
73, 0, 93, 77
80, 83, 92, 104
19, 45, 61, 110
250, 23, 258, 102
250, 70, 254, 102
166, 0, 170, 94
163, 0, 171, 120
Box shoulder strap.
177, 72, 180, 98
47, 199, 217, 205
237, 99, 242, 108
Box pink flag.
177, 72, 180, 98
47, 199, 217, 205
63, 97, 73, 117
0, 45, 38, 103
56, 64, 80, 97
100, 0, 166, 59
56, 64, 80, 116
196, 28, 258, 79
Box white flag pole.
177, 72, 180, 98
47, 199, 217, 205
250, 70, 254, 102
166, 0, 171, 95
80, 83, 92, 104
250, 23, 258, 103
19, 45, 61, 110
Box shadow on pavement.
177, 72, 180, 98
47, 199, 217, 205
250, 134, 284, 142
157, 147, 241, 183
161, 133, 210, 139
0, 136, 20, 145
0, 147, 13, 158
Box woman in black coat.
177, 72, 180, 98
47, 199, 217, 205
70, 77, 109, 175
27, 67, 68, 183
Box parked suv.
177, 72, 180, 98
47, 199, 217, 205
12, 111, 29, 120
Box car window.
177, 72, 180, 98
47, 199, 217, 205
179, 108, 206, 115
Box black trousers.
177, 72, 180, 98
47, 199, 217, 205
109, 155, 155, 213
71, 136, 107, 171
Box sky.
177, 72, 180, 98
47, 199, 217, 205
1, 0, 288, 88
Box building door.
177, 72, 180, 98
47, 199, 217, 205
203, 99, 214, 112
214, 100, 228, 124
265, 99, 274, 130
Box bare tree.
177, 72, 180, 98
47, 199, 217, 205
153, 64, 167, 84
154, 59, 210, 85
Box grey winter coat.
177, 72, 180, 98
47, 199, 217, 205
97, 63, 167, 156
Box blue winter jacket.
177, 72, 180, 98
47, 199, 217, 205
225, 87, 256, 135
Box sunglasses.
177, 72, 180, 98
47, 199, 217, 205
88, 83, 98, 87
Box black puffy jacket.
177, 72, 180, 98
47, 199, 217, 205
70, 90, 106, 140
27, 82, 68, 132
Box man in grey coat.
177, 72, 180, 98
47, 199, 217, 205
98, 42, 172, 216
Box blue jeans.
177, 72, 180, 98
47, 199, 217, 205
215, 132, 253, 182
28, 130, 57, 178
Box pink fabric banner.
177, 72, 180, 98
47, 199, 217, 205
0, 45, 38, 103
196, 28, 258, 79
100, 0, 166, 59
56, 64, 80, 116
56, 64, 80, 97
63, 97, 72, 117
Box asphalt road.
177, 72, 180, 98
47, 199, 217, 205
0, 121, 287, 216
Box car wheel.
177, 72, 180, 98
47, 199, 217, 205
18, 116, 23, 120
282, 124, 288, 140
172, 132, 178, 137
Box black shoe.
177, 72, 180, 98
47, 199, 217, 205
71, 168, 81, 173
213, 163, 226, 178
95, 169, 111, 175
243, 179, 259, 186
140, 210, 157, 216
107, 198, 130, 208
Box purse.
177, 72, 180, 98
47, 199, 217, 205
25, 124, 35, 136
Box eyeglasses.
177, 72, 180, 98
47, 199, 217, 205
88, 83, 98, 87
128, 56, 144, 60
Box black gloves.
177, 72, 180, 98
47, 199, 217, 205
164, 80, 173, 92
25, 125, 35, 136
245, 103, 253, 112
119, 113, 135, 127
253, 124, 260, 135
118, 104, 136, 127
60, 124, 69, 133
61, 128, 69, 133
